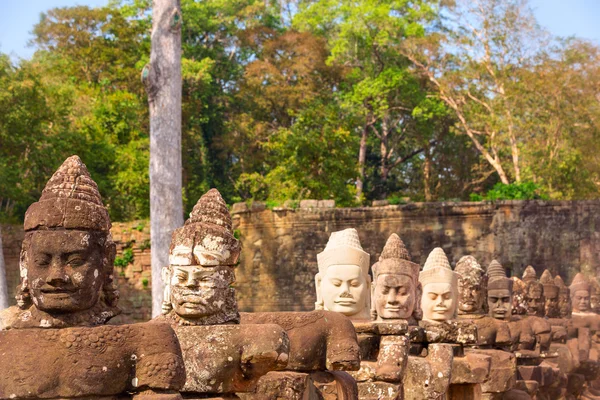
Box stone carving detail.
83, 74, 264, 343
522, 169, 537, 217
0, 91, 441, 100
156, 189, 290, 396
554, 275, 572, 319
419, 247, 458, 323
371, 233, 421, 323
316, 228, 371, 320
540, 269, 560, 318
0, 156, 185, 400
1, 156, 119, 329
522, 266, 545, 317
455, 255, 487, 318
570, 272, 592, 315
487, 260, 513, 321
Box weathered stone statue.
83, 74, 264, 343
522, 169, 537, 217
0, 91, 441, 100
156, 188, 291, 396
0, 156, 185, 399
371, 233, 421, 323
419, 247, 458, 323
555, 275, 572, 319
0, 156, 119, 329
455, 255, 487, 318
571, 272, 593, 316
540, 269, 560, 318
487, 260, 513, 321
315, 228, 371, 320
522, 265, 545, 318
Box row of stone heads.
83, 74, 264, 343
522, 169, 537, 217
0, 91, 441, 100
315, 228, 598, 324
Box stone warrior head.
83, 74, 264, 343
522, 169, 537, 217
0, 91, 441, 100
162, 189, 241, 325
371, 234, 421, 322
315, 228, 371, 320
522, 266, 545, 317
455, 255, 487, 317
419, 248, 459, 323
487, 260, 513, 320
540, 270, 560, 318
554, 275, 571, 318
9, 155, 119, 328
569, 272, 591, 315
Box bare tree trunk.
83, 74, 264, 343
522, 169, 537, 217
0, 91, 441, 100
0, 227, 8, 309
380, 116, 389, 197
144, 0, 184, 317
423, 146, 433, 202
356, 124, 368, 201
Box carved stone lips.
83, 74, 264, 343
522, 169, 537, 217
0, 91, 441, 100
335, 299, 356, 305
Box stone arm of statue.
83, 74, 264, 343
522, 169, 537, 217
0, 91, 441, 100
237, 324, 291, 378
240, 310, 360, 372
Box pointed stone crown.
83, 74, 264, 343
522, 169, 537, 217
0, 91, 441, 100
522, 265, 538, 283
570, 273, 591, 294
169, 188, 241, 267
419, 247, 458, 287
373, 233, 419, 281
540, 270, 559, 298
455, 255, 485, 285
24, 155, 111, 232
554, 275, 569, 294
487, 260, 513, 291
317, 228, 370, 276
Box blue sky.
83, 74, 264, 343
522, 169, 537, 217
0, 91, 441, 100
0, 0, 599, 60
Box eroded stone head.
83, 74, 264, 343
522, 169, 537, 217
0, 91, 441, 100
522, 266, 545, 317
315, 228, 371, 320
570, 272, 591, 314
487, 260, 513, 320
554, 275, 571, 318
371, 234, 421, 322
590, 277, 600, 314
455, 255, 487, 317
11, 155, 119, 328
540, 270, 560, 318
419, 248, 458, 323
162, 188, 241, 325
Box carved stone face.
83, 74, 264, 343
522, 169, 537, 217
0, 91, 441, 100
573, 289, 591, 313
558, 291, 572, 318
320, 264, 368, 317
169, 265, 233, 319
458, 278, 485, 315
525, 283, 545, 317
544, 293, 560, 318
27, 230, 105, 313
374, 274, 416, 319
488, 288, 512, 320
421, 282, 456, 322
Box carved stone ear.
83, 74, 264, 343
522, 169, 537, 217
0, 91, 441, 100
413, 282, 423, 321
315, 273, 324, 310
370, 280, 377, 320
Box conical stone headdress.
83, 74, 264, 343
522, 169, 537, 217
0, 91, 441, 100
169, 188, 241, 266
540, 270, 558, 298
554, 275, 569, 295
487, 260, 513, 291
455, 255, 485, 285
522, 265, 538, 284
419, 247, 458, 287
372, 234, 419, 282
24, 155, 111, 232
317, 228, 370, 276
569, 273, 591, 294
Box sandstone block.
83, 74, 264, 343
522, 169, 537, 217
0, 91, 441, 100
372, 200, 389, 207
376, 336, 409, 383
318, 200, 335, 208
450, 353, 491, 384
466, 349, 516, 393
251, 201, 266, 212
231, 202, 249, 214
358, 381, 402, 400
299, 200, 319, 209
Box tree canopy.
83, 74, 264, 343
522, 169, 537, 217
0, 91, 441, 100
1, 0, 599, 222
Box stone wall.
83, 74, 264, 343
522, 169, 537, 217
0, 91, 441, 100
231, 200, 600, 312
2, 200, 600, 320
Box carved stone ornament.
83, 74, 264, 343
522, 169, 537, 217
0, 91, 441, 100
315, 228, 371, 320
419, 248, 459, 323
0, 156, 119, 330
371, 233, 421, 322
